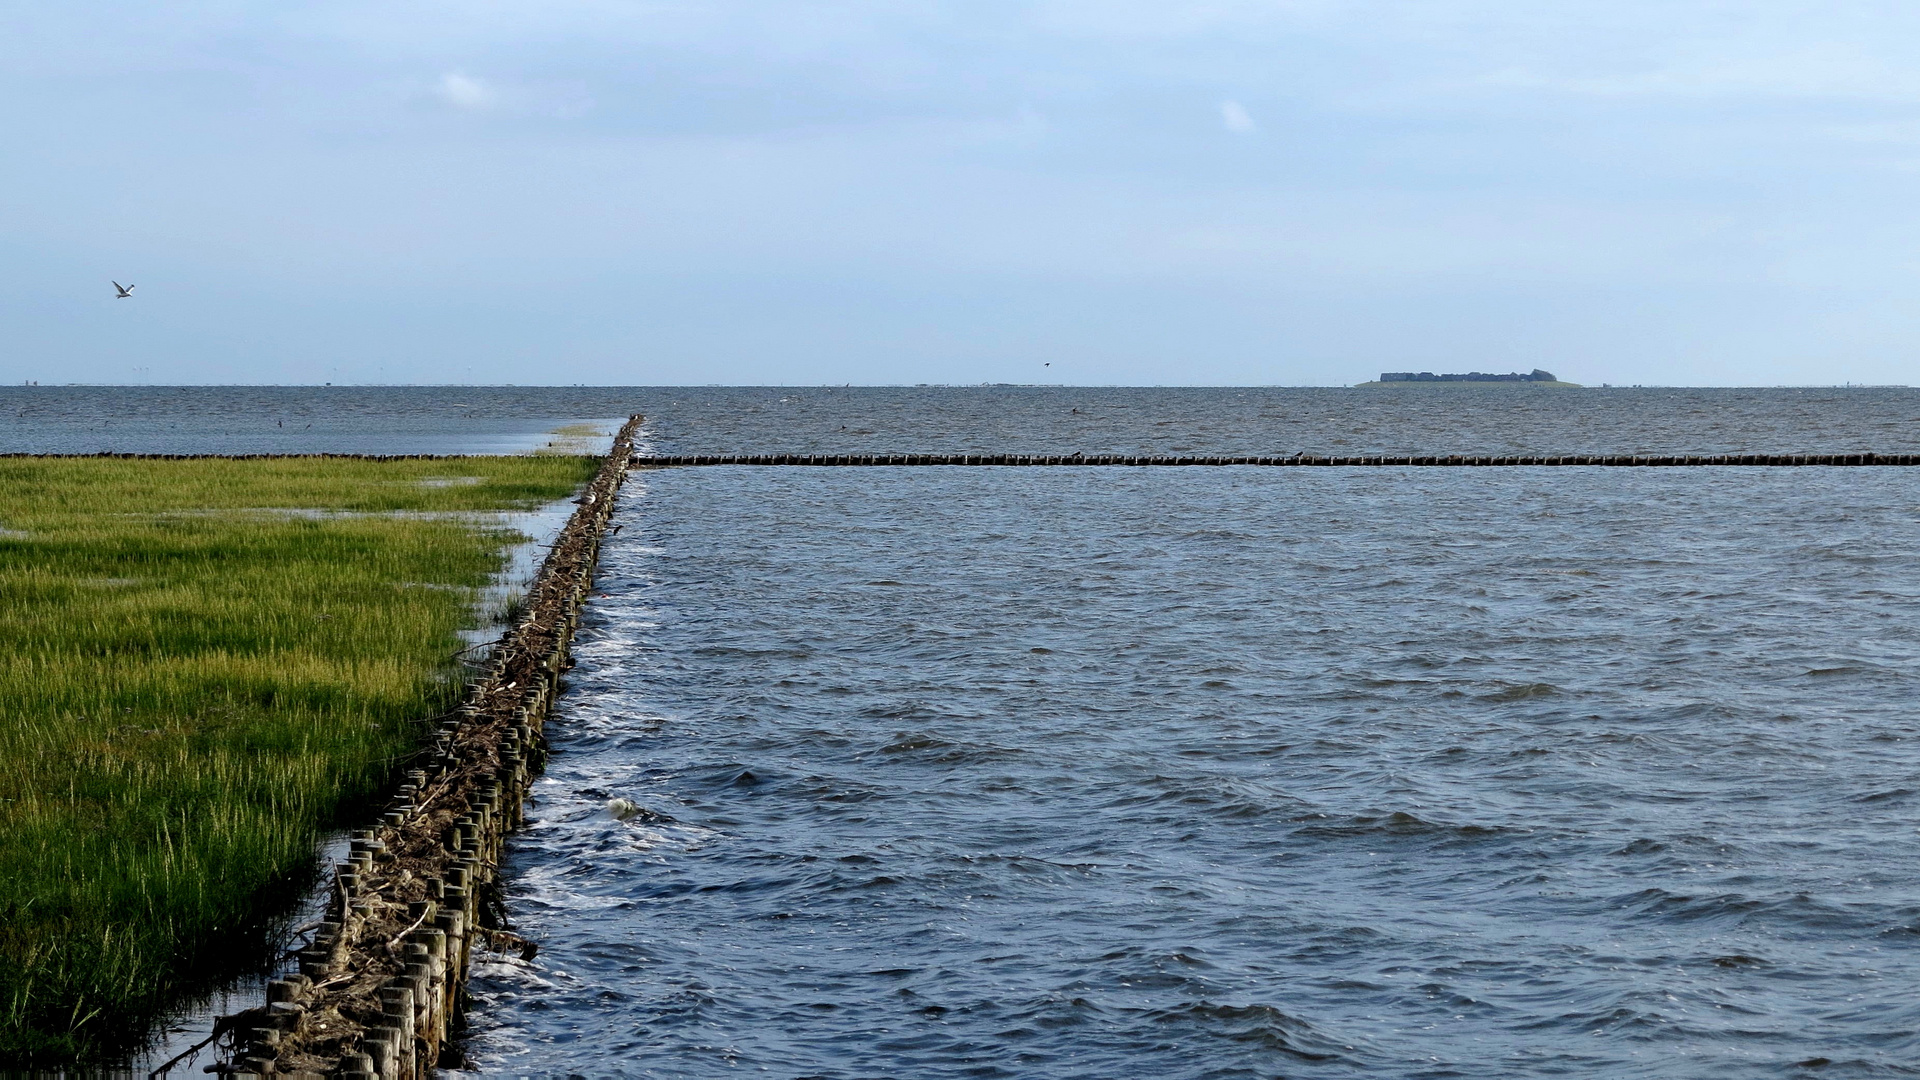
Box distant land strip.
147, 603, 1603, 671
633, 453, 1919, 467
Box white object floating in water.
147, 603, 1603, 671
607, 797, 643, 821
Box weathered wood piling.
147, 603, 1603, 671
631, 452, 1920, 467
208, 416, 642, 1078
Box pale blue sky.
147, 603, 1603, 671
6, 1, 1920, 385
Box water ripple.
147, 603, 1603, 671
461, 465, 1920, 1078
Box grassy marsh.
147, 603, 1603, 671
0, 455, 598, 1064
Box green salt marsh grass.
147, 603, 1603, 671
0, 455, 599, 1065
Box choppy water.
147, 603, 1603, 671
19, 386, 1920, 1075
462, 463, 1920, 1078
8, 384, 1920, 456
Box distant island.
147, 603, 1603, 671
1356, 368, 1581, 387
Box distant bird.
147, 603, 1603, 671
112, 281, 135, 299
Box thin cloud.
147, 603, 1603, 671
432, 71, 593, 117
436, 72, 496, 110
1220, 99, 1256, 132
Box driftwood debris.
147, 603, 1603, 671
209, 415, 642, 1078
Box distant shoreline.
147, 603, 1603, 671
1353, 379, 1585, 388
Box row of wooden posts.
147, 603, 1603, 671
213, 417, 644, 1078
633, 452, 1920, 468
234, 676, 558, 1078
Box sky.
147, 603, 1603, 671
5, 1, 1920, 386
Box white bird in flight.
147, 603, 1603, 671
112, 281, 135, 299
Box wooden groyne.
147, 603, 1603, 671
204, 416, 642, 1078
633, 452, 1920, 467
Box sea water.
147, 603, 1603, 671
11, 386, 1920, 1076
456, 459, 1920, 1078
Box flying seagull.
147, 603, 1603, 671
112, 281, 135, 299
